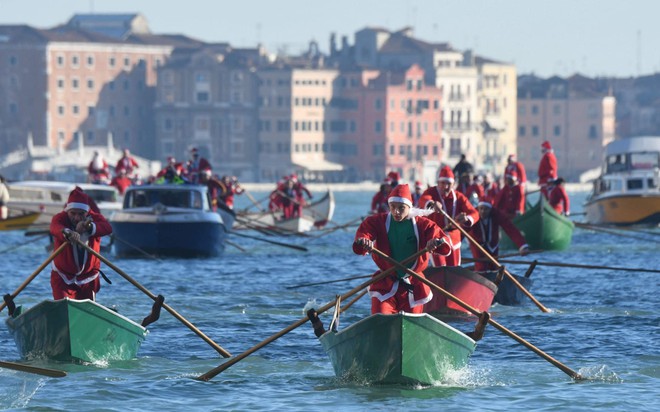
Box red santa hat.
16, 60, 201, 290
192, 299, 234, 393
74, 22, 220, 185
387, 171, 401, 181
201, 168, 212, 177
505, 170, 519, 181
414, 180, 423, 189
541, 141, 552, 150
508, 154, 516, 161
437, 166, 455, 183
290, 173, 298, 182
387, 184, 413, 207
65, 187, 90, 212
167, 156, 175, 163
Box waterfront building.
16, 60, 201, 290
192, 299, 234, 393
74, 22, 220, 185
517, 74, 616, 181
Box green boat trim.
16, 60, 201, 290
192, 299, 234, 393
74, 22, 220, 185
6, 298, 147, 363
501, 196, 574, 251
319, 313, 476, 385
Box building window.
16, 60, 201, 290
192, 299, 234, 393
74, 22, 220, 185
519, 126, 526, 136
71, 55, 79, 67
532, 126, 539, 136
553, 125, 561, 136
553, 104, 561, 115
87, 131, 95, 142
88, 105, 95, 116
86, 55, 94, 67
449, 138, 461, 157
375, 121, 382, 133
589, 125, 598, 139
375, 98, 382, 110
518, 105, 526, 115
57, 78, 65, 89
58, 105, 65, 115
196, 91, 209, 103
124, 57, 131, 68
87, 78, 94, 90
57, 55, 65, 67
72, 78, 79, 89
531, 105, 539, 114
109, 57, 116, 67
72, 105, 79, 115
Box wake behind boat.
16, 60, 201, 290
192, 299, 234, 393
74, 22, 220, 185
110, 184, 234, 257
6, 298, 146, 363
318, 312, 476, 385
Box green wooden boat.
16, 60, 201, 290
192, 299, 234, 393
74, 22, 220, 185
6, 299, 147, 363
500, 196, 574, 251
319, 313, 476, 385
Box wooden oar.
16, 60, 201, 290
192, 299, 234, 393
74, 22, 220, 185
230, 231, 308, 252
112, 234, 163, 262
72, 239, 232, 358
370, 247, 584, 380
286, 273, 371, 289
242, 189, 266, 212
0, 360, 67, 378
196, 247, 432, 381
437, 208, 550, 312
0, 243, 68, 314
467, 257, 660, 274
574, 222, 655, 242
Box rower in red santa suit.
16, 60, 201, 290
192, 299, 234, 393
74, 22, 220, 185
494, 170, 526, 220
467, 200, 529, 272
538, 140, 558, 198
504, 154, 527, 188
353, 184, 452, 314
547, 177, 571, 216
49, 187, 113, 300
418, 165, 479, 266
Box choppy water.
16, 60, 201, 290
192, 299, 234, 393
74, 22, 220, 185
0, 190, 658, 411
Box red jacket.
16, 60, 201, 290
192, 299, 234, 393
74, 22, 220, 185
505, 161, 527, 184
494, 183, 526, 219
354, 213, 451, 307
468, 208, 528, 271
371, 190, 390, 214
548, 185, 570, 215
538, 151, 558, 185
50, 210, 113, 286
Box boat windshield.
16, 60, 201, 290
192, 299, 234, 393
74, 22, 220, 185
606, 152, 659, 173
124, 189, 204, 209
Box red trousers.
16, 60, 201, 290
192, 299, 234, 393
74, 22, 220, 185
50, 272, 100, 300
371, 283, 424, 315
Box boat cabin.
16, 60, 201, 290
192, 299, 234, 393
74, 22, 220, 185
123, 185, 212, 211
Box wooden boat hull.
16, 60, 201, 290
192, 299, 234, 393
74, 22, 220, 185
237, 190, 335, 232
0, 212, 41, 231
6, 299, 147, 363
319, 313, 475, 385
501, 196, 574, 251
423, 266, 497, 315
481, 271, 534, 306
584, 194, 660, 225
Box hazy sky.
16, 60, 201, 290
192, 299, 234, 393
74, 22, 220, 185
1, 0, 658, 78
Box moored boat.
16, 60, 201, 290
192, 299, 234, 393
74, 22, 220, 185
236, 190, 335, 233
6, 298, 147, 363
584, 136, 660, 226
423, 266, 497, 315
0, 212, 41, 231
6, 180, 122, 226
500, 196, 574, 251
318, 312, 475, 385
110, 184, 233, 257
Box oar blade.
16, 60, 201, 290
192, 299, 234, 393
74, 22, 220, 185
0, 360, 67, 378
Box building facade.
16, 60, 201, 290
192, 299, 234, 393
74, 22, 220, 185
517, 74, 616, 181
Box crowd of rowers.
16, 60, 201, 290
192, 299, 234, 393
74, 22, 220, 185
87, 147, 245, 210
354, 140, 572, 315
